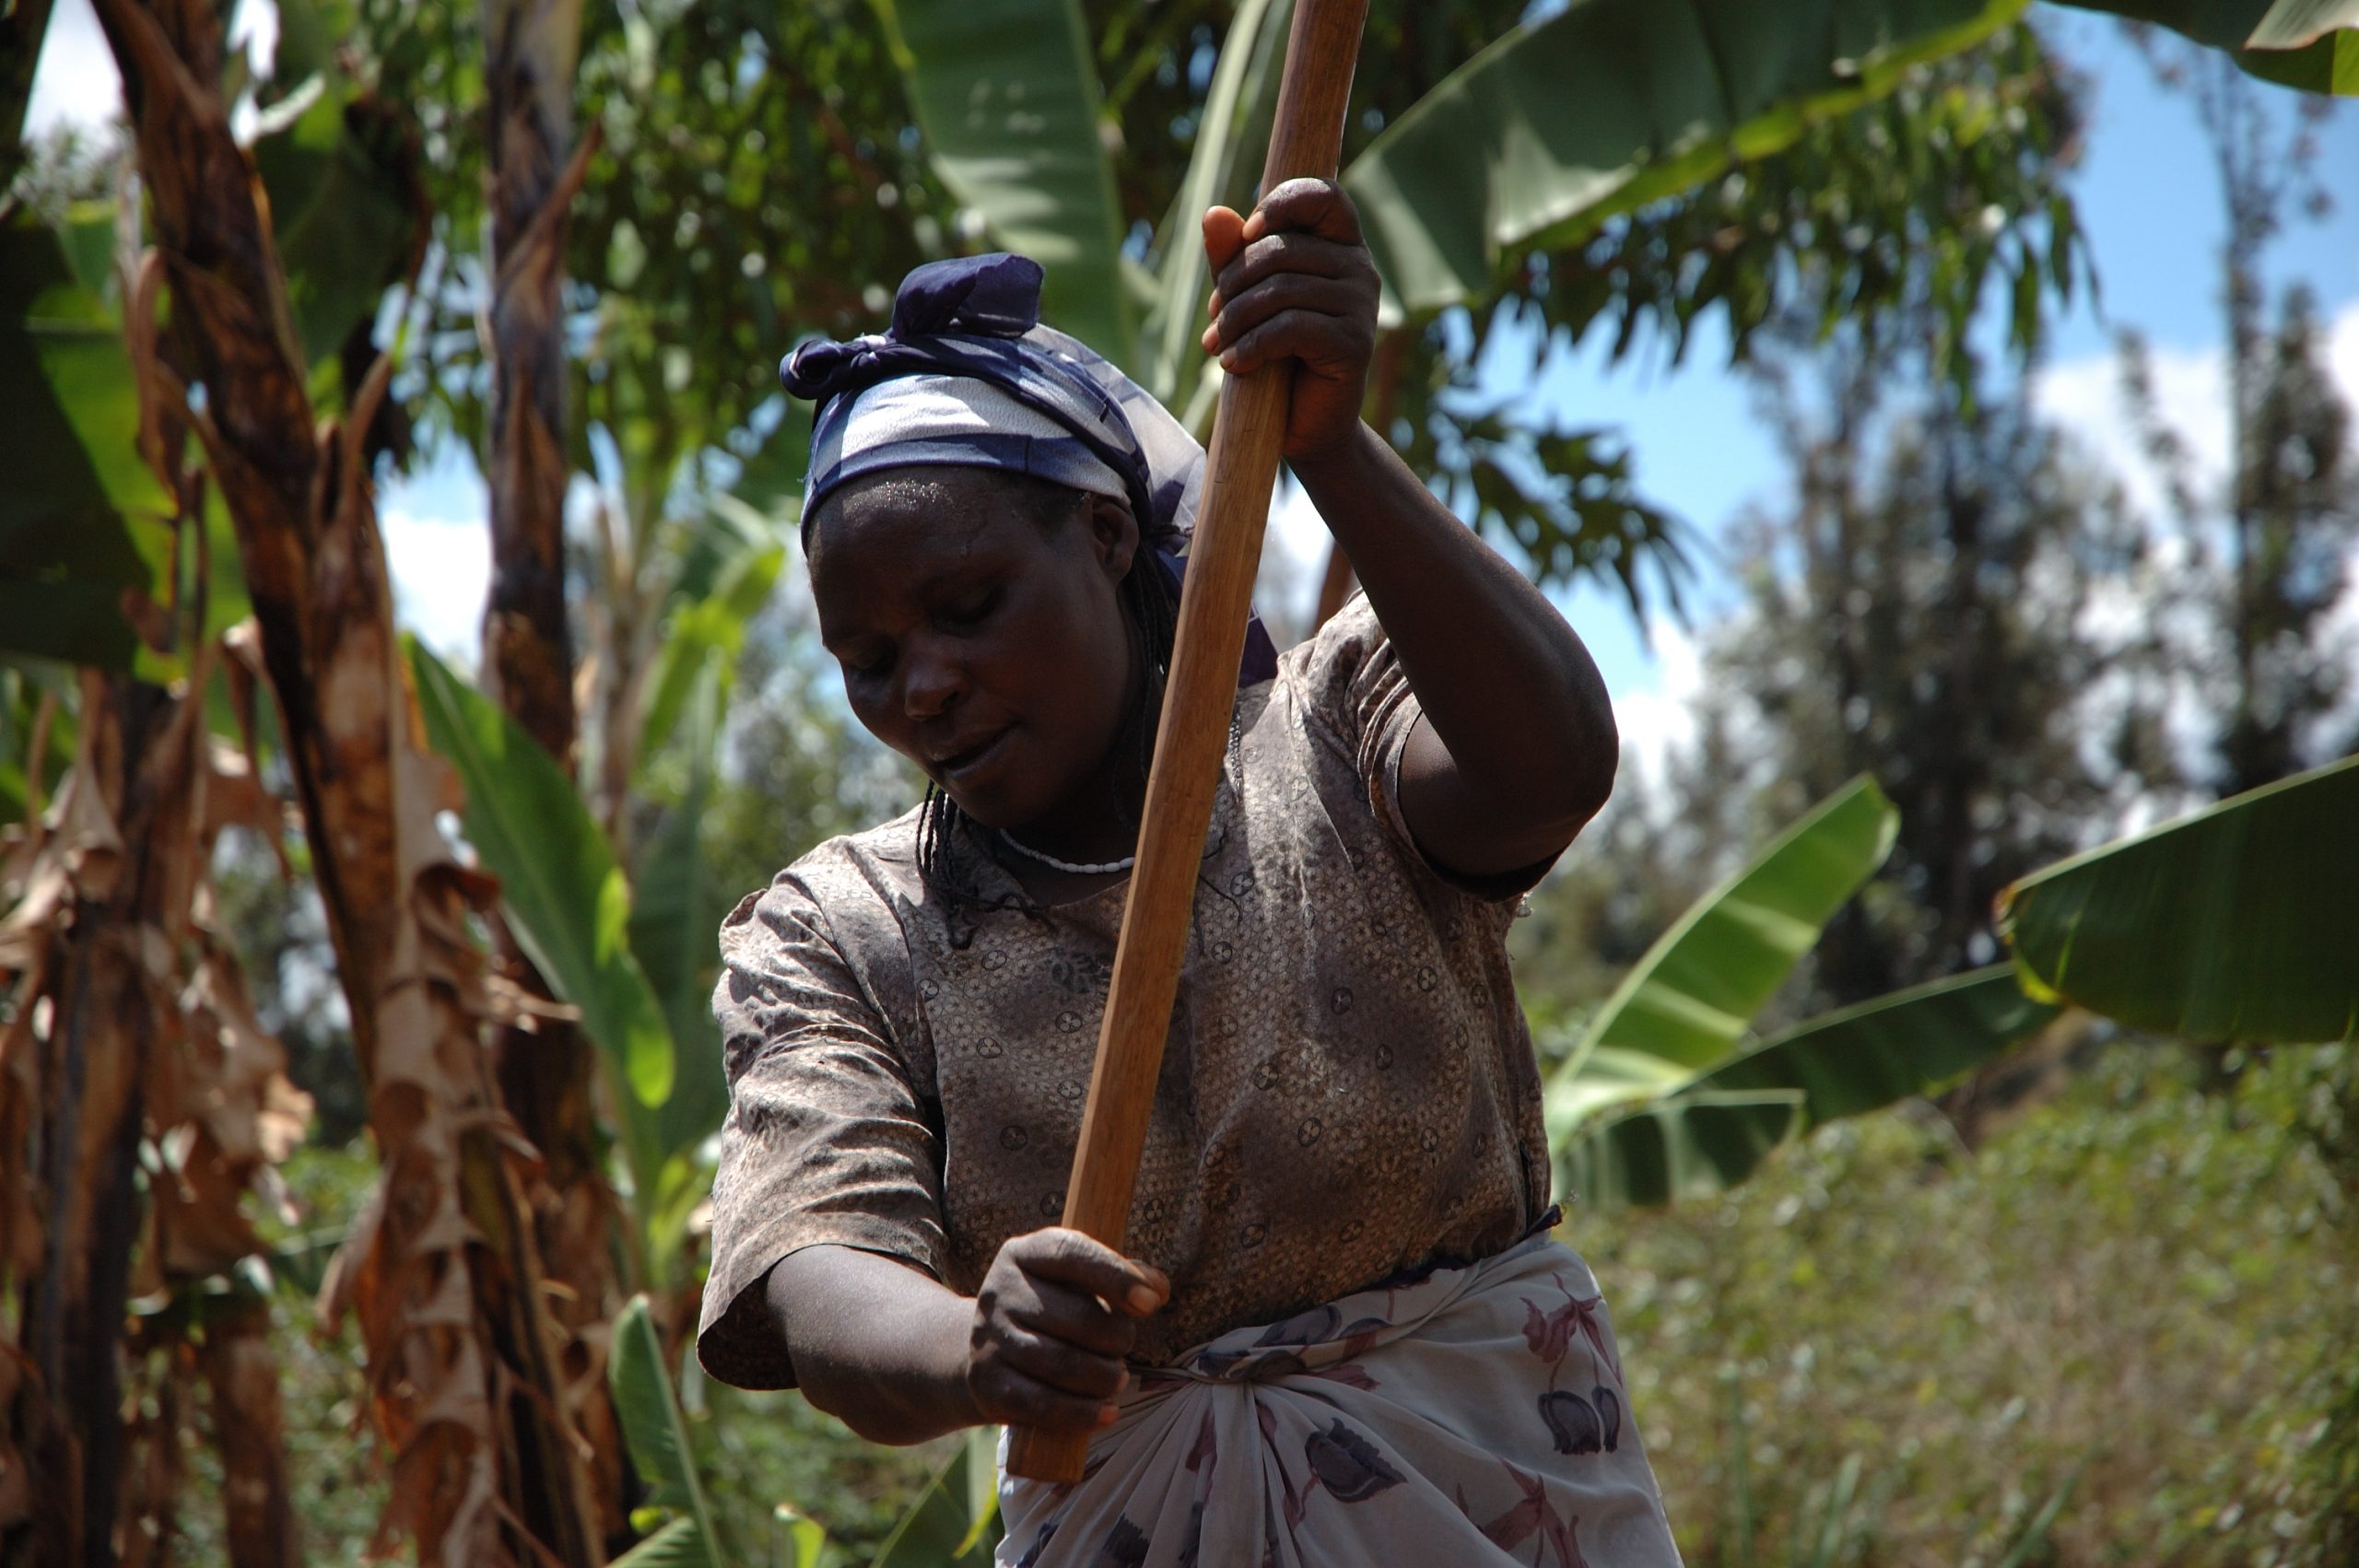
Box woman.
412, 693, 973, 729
697, 181, 1682, 1566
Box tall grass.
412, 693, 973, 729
1571, 1041, 2358, 1567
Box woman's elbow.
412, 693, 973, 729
1555, 710, 1618, 831
803, 1373, 952, 1446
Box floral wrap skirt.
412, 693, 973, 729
996, 1233, 1684, 1567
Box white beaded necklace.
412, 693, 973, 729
997, 831, 1135, 876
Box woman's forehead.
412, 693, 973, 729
816, 466, 1075, 554
808, 469, 1068, 603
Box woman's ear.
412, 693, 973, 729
1086, 492, 1142, 585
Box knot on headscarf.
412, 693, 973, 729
781, 252, 1278, 685
780, 253, 1045, 406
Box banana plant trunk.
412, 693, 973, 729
90, 3, 604, 1562
0, 664, 309, 1568
481, 0, 632, 1547
0, 0, 54, 181
1, 682, 170, 1568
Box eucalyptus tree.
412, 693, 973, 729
2117, 31, 2356, 799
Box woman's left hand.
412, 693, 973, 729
1200, 178, 1380, 466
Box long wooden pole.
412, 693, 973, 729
1004, 0, 1371, 1485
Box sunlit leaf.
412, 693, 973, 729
1138, 0, 1293, 400
2000, 755, 2359, 1043
2243, 0, 2359, 48
629, 660, 731, 1208
872, 1426, 1000, 1566
872, 0, 1134, 360
1561, 776, 1898, 1079
407, 638, 677, 1111
2060, 0, 2354, 95
1696, 966, 2058, 1124
1558, 1089, 1805, 1209
774, 1507, 831, 1568
609, 1294, 722, 1567
639, 518, 783, 772
1344, 0, 2028, 322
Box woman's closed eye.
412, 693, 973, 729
839, 643, 894, 681
935, 586, 1002, 632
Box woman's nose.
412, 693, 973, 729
900, 637, 965, 719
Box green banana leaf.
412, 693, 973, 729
1137, 0, 1295, 402
609, 1293, 723, 1568
250, 88, 422, 371
406, 639, 677, 1117
1696, 965, 2057, 1123
629, 660, 733, 1274
1555, 967, 2054, 1206
873, 1425, 1001, 1566
1999, 755, 2359, 1044
1543, 1045, 1692, 1148
1342, 0, 2028, 322
771, 1507, 831, 1568
1561, 776, 1899, 1080
2058, 0, 2357, 95
871, 0, 1133, 362
0, 212, 168, 671
1558, 1089, 1806, 1210
639, 503, 784, 769
2246, 0, 2359, 46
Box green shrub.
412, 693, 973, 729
1569, 1041, 2359, 1567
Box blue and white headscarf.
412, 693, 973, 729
782, 252, 1277, 685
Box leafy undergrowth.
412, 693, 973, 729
1567, 1040, 2359, 1568
169, 1141, 945, 1565
163, 1041, 2353, 1564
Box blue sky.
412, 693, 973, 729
28, 2, 2359, 770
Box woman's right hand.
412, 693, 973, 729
967, 1228, 1169, 1431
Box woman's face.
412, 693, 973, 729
807, 465, 1144, 838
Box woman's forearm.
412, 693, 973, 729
765, 1231, 1163, 1445
766, 1246, 980, 1445
1292, 421, 1618, 874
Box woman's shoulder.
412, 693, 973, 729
722, 806, 926, 965
1262, 591, 1391, 727
718, 805, 931, 1046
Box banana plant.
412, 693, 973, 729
2, 0, 419, 676
610, 1293, 734, 1567
872, 1428, 1003, 1568
609, 1285, 996, 1568
0, 206, 171, 673
1546, 778, 2060, 1208
410, 635, 740, 1281
1999, 752, 2359, 1044
2072, 0, 2359, 92
878, 0, 2353, 421
1559, 967, 2060, 1206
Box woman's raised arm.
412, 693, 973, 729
1203, 180, 1618, 881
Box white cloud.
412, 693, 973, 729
2034, 301, 2359, 805
1608, 615, 1701, 795
27, 0, 277, 139
379, 510, 488, 666
2333, 305, 2359, 423
25, 0, 120, 138
2034, 300, 2359, 526
2032, 336, 2232, 525
1255, 476, 1334, 649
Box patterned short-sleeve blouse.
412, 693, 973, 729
695, 594, 1555, 1388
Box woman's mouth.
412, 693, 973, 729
933, 726, 1015, 783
